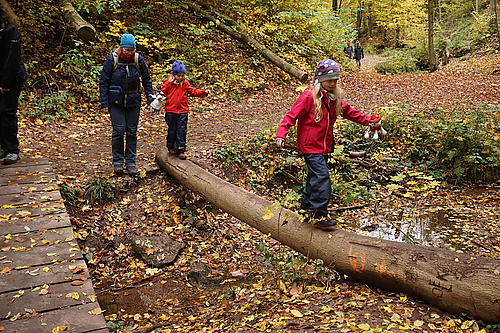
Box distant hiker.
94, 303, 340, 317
99, 33, 153, 175
343, 41, 354, 59
160, 60, 209, 160
354, 42, 364, 67
0, 0, 27, 165
275, 59, 382, 229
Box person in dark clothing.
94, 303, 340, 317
99, 33, 154, 175
354, 42, 364, 67
343, 41, 354, 59
0, 0, 27, 165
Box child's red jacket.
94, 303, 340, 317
160, 76, 208, 114
276, 87, 371, 154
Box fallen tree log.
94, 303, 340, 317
181, 0, 309, 83
156, 148, 500, 323
61, 1, 96, 43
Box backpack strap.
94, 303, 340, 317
112, 51, 140, 72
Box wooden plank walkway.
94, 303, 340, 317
0, 158, 108, 332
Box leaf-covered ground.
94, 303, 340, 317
17, 56, 500, 332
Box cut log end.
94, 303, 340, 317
77, 26, 96, 43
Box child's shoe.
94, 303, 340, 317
127, 165, 137, 175
313, 219, 337, 230
168, 149, 176, 154
178, 152, 187, 160
113, 164, 123, 175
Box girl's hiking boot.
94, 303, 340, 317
313, 219, 337, 230
127, 165, 137, 175
114, 165, 123, 175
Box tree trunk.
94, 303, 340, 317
332, 0, 338, 11
427, 0, 438, 71
61, 1, 96, 43
182, 0, 309, 83
491, 0, 500, 49
366, 1, 373, 37
156, 148, 500, 324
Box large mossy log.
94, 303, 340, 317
61, 1, 96, 43
156, 148, 500, 323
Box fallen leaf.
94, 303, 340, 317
88, 308, 103, 315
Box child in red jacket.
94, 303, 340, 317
160, 60, 209, 160
276, 59, 381, 229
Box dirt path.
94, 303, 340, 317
357, 54, 388, 72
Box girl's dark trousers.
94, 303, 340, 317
299, 154, 331, 217
165, 112, 188, 154
0, 80, 23, 154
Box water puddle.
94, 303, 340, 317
356, 208, 472, 250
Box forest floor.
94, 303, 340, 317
17, 54, 500, 332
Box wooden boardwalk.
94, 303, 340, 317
0, 158, 108, 332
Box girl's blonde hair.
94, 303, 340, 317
312, 81, 343, 122
168, 73, 185, 85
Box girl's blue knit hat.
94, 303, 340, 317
120, 34, 136, 48
172, 60, 186, 75
314, 59, 340, 82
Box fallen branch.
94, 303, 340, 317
328, 204, 366, 212
180, 0, 309, 83
61, 1, 96, 42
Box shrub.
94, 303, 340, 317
375, 50, 420, 74
84, 177, 116, 203
380, 103, 500, 182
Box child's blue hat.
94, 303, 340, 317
120, 34, 136, 48
172, 60, 186, 75
314, 59, 340, 82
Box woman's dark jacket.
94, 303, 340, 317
0, 20, 28, 88
99, 49, 153, 109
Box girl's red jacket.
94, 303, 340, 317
276, 87, 371, 154
160, 76, 208, 114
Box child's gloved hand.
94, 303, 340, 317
275, 138, 285, 147
205, 89, 211, 96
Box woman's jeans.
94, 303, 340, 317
165, 112, 188, 153
300, 154, 331, 217
0, 80, 23, 154
109, 104, 140, 167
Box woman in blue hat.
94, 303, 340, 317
99, 33, 154, 175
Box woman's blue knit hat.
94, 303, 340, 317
172, 60, 187, 75
120, 34, 136, 48
314, 59, 340, 82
